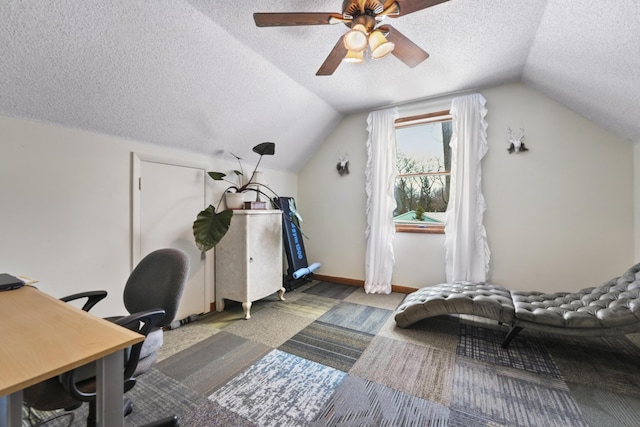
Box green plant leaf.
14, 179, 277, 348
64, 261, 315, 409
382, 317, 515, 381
193, 206, 233, 252
208, 172, 226, 181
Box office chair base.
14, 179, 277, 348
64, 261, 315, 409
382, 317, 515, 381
23, 405, 75, 427
141, 415, 180, 427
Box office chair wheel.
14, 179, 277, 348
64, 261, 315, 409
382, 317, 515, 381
140, 415, 180, 427
124, 398, 133, 417
63, 403, 82, 411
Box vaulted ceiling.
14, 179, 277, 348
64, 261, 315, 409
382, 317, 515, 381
1, 1, 638, 172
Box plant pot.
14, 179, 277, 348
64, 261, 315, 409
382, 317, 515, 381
225, 192, 245, 210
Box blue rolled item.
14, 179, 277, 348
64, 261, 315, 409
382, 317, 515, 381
292, 262, 321, 280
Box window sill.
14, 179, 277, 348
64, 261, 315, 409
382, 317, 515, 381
395, 224, 445, 234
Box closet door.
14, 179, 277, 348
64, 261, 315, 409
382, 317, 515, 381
133, 156, 210, 321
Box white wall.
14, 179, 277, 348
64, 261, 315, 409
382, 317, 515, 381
298, 82, 634, 292
635, 144, 640, 260
482, 83, 633, 291
0, 115, 296, 317
298, 112, 369, 281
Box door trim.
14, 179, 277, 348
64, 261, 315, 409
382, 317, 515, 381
130, 152, 213, 310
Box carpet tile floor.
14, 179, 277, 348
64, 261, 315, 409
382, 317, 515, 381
25, 280, 640, 426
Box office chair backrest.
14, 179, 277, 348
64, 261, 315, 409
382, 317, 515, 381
124, 248, 190, 328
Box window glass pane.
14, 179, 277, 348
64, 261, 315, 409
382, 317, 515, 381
396, 121, 451, 173
394, 174, 449, 217
394, 119, 452, 226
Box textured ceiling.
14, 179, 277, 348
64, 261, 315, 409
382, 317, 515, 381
1, 0, 639, 172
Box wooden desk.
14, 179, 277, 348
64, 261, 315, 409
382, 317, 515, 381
0, 286, 143, 427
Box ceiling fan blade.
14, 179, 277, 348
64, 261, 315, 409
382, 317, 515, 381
383, 0, 449, 17
380, 25, 429, 68
253, 12, 344, 27
316, 37, 348, 76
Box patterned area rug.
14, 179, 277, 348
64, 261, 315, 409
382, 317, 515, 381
209, 349, 346, 427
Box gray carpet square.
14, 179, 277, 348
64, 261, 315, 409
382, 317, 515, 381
452, 357, 588, 427
270, 293, 339, 319
303, 281, 358, 300
159, 323, 223, 362
457, 323, 562, 378
223, 306, 314, 348
179, 399, 257, 427
547, 341, 640, 397
156, 330, 271, 395
209, 349, 346, 427
626, 331, 640, 348
448, 409, 510, 426
123, 369, 206, 426
543, 334, 640, 355
318, 301, 392, 334
310, 375, 450, 426
279, 320, 373, 372
343, 287, 407, 310
350, 335, 456, 406
195, 301, 268, 328
29, 369, 206, 427
378, 314, 460, 352
567, 381, 640, 427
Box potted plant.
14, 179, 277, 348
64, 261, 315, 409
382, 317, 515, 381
193, 142, 278, 253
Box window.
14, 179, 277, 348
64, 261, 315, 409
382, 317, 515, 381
394, 110, 452, 233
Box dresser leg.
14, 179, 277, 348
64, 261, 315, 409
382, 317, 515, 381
242, 302, 252, 319
278, 287, 286, 301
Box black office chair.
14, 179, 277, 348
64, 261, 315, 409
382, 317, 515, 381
112, 248, 190, 377
23, 248, 190, 427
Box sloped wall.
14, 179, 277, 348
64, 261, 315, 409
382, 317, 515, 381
0, 115, 297, 316
298, 82, 634, 292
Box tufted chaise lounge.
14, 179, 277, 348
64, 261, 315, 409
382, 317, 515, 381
394, 263, 640, 348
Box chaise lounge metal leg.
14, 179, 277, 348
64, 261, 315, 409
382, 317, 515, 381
501, 326, 523, 348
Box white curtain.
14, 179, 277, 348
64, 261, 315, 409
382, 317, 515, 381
365, 108, 399, 294
444, 94, 490, 283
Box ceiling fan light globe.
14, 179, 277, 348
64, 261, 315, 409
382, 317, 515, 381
369, 30, 394, 59
371, 41, 394, 59
343, 24, 368, 52
343, 49, 364, 63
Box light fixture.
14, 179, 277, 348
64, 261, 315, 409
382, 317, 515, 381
343, 23, 368, 52
343, 49, 364, 63
342, 22, 396, 65
369, 30, 395, 59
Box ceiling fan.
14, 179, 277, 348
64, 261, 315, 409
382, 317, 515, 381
253, 0, 449, 76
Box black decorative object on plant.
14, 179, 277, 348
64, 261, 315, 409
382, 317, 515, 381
193, 142, 277, 253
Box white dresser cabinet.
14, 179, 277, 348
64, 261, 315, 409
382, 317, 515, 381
215, 210, 285, 319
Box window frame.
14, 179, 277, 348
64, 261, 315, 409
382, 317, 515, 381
394, 109, 452, 235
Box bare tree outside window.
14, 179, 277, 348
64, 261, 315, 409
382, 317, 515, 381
394, 112, 452, 232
